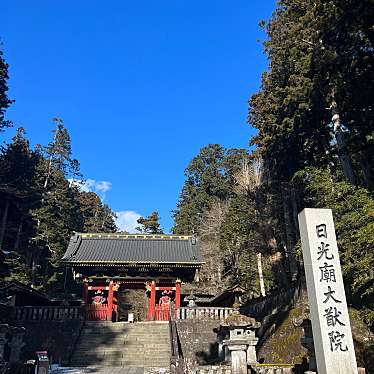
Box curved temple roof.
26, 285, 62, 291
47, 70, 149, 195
61, 233, 203, 268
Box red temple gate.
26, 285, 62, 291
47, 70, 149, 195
83, 279, 181, 322
83, 281, 119, 321
146, 280, 181, 321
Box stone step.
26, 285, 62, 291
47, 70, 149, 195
72, 355, 170, 365
71, 354, 170, 360
70, 357, 170, 364
71, 361, 170, 366
73, 349, 170, 356
75, 344, 170, 354
79, 335, 169, 341
77, 339, 169, 345
76, 339, 169, 346
70, 321, 170, 367
82, 329, 169, 334
80, 332, 169, 338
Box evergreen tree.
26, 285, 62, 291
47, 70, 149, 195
0, 46, 13, 131
248, 0, 374, 282
31, 166, 83, 289
293, 167, 374, 326
136, 212, 163, 234
44, 118, 81, 185
78, 191, 117, 233
173, 144, 249, 234
0, 128, 40, 283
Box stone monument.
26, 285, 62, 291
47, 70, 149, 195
298, 208, 358, 374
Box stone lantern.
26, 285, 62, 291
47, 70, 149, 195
293, 305, 316, 372
220, 306, 260, 374
186, 292, 197, 308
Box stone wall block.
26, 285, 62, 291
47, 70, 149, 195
0, 324, 9, 361
8, 327, 25, 363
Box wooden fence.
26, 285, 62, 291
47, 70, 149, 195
15, 306, 82, 321
177, 307, 234, 320
155, 304, 170, 321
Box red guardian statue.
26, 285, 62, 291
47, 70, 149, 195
92, 290, 106, 305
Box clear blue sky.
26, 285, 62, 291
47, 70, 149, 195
2, 1, 274, 233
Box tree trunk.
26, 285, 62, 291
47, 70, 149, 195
359, 151, 374, 191
281, 184, 298, 281
336, 130, 356, 185
13, 218, 24, 251
291, 187, 299, 234
330, 101, 356, 185
30, 247, 41, 288
0, 200, 10, 249
257, 252, 266, 297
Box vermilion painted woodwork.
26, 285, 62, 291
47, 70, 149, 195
175, 280, 181, 309
155, 286, 176, 291
149, 281, 156, 320
87, 286, 109, 291
107, 281, 114, 321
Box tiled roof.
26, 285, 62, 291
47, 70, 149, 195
61, 233, 203, 267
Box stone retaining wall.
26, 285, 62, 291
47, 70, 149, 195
21, 319, 84, 365
176, 320, 221, 365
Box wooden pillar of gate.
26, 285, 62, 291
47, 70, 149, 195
148, 281, 156, 320
107, 281, 114, 321
175, 279, 181, 310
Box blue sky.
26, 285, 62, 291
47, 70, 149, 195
2, 1, 274, 233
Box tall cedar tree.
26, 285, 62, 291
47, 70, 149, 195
78, 191, 117, 233
248, 0, 374, 283
249, 0, 373, 187
173, 144, 249, 234
0, 46, 13, 131
0, 129, 40, 282
0, 123, 118, 290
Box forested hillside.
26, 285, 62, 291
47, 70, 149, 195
174, 0, 374, 327
0, 51, 117, 292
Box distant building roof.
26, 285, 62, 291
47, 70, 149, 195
61, 233, 203, 268
0, 280, 51, 306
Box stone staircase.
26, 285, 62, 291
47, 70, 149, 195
69, 321, 171, 368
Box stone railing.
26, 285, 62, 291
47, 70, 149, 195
177, 307, 234, 320
15, 306, 82, 321
240, 283, 301, 320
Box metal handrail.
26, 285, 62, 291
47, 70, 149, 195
169, 304, 184, 374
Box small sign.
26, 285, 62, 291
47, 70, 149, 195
298, 208, 358, 374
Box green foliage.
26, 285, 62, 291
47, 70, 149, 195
0, 124, 117, 292
293, 167, 374, 323
245, 0, 374, 329
173, 144, 249, 234
174, 145, 277, 295
78, 191, 117, 233
0, 46, 13, 131
250, 0, 374, 188
136, 211, 163, 234
220, 195, 260, 286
